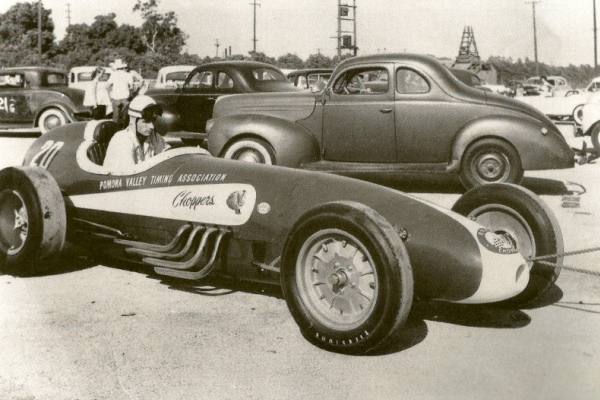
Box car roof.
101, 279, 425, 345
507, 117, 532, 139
287, 68, 333, 75
197, 60, 281, 70
1, 66, 65, 74
337, 53, 441, 69
158, 65, 196, 74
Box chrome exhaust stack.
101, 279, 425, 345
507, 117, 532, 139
114, 223, 229, 280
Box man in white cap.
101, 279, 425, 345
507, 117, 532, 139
103, 95, 167, 171
106, 58, 134, 124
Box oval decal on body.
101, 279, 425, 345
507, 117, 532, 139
257, 202, 271, 214
476, 228, 519, 255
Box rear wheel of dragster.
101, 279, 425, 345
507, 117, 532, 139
281, 201, 414, 354
222, 138, 275, 165
452, 183, 563, 306
0, 167, 66, 275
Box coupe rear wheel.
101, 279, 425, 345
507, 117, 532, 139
281, 201, 413, 354
38, 108, 68, 134
452, 183, 563, 306
0, 167, 66, 275
459, 138, 524, 189
223, 138, 275, 165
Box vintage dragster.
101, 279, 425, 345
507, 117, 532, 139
0, 120, 563, 354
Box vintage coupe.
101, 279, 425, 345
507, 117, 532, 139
206, 54, 575, 189
287, 68, 333, 91
0, 120, 563, 354
145, 61, 299, 146
0, 67, 90, 133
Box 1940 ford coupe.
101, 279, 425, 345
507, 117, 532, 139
0, 120, 563, 354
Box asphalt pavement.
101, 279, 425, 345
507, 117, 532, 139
0, 126, 598, 400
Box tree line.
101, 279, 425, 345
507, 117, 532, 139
1, 1, 600, 88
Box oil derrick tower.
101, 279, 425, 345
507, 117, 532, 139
452, 26, 497, 83
452, 26, 482, 72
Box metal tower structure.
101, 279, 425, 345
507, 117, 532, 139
336, 0, 357, 58
452, 26, 484, 72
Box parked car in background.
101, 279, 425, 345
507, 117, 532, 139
479, 84, 511, 96
146, 61, 300, 146
153, 65, 196, 89
525, 75, 573, 96
580, 90, 600, 148
287, 68, 333, 91
0, 67, 90, 133
68, 66, 112, 92
206, 53, 575, 189
515, 89, 587, 124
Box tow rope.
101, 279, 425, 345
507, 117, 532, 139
528, 246, 600, 277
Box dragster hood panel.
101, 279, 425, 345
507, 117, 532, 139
212, 91, 317, 122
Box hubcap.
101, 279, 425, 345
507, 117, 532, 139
0, 190, 29, 255
474, 151, 509, 181
468, 204, 535, 263
42, 114, 63, 131
296, 229, 378, 330
235, 149, 264, 163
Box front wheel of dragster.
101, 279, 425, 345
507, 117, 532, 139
452, 183, 563, 306
0, 166, 66, 275
281, 201, 414, 354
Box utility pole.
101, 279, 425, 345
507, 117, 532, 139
526, 1, 540, 76
67, 3, 71, 28
38, 0, 42, 66
250, 0, 261, 56
594, 0, 598, 68
335, 0, 357, 58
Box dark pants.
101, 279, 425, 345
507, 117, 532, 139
92, 105, 106, 120
112, 98, 130, 129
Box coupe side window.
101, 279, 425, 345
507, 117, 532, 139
187, 71, 213, 89
396, 69, 430, 94
217, 72, 234, 89
332, 67, 388, 95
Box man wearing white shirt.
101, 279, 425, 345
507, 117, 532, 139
106, 59, 134, 124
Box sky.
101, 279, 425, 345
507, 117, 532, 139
0, 0, 597, 67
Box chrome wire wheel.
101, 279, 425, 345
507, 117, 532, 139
0, 189, 29, 256
296, 228, 378, 330
471, 150, 510, 183
467, 204, 536, 265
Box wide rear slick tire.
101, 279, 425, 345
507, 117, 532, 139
0, 167, 66, 275
452, 183, 562, 306
281, 201, 413, 354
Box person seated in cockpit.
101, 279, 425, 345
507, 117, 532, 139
103, 95, 168, 170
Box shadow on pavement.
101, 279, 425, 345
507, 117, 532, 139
341, 172, 574, 196
0, 243, 97, 277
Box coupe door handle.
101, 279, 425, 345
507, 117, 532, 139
380, 108, 392, 113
